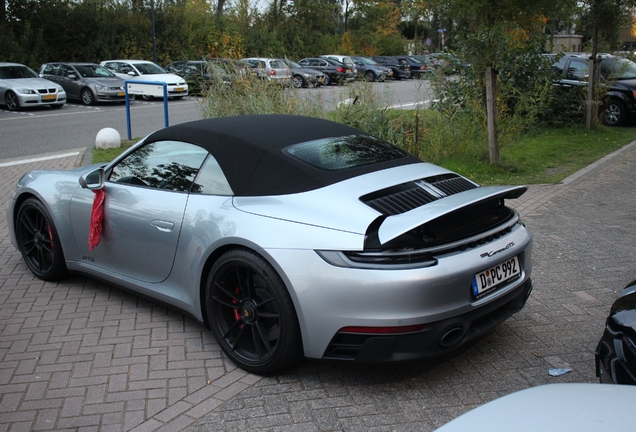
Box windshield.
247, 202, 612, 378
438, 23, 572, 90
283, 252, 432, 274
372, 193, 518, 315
355, 57, 377, 65
0, 65, 39, 79
133, 62, 167, 75
284, 135, 407, 171
75, 65, 115, 78
601, 57, 636, 80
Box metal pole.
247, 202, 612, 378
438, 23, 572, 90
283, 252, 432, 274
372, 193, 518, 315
151, 0, 157, 64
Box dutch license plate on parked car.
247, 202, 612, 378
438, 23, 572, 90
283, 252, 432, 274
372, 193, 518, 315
175, 87, 184, 92
42, 94, 56, 101
471, 256, 520, 297
118, 91, 125, 96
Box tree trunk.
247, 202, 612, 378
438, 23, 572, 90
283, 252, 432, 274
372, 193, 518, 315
217, 0, 227, 18
586, 2, 600, 130
486, 65, 499, 163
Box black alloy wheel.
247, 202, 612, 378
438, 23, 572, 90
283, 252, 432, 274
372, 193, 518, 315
5, 91, 20, 111
206, 249, 302, 374
603, 99, 626, 126
15, 198, 68, 281
81, 88, 95, 105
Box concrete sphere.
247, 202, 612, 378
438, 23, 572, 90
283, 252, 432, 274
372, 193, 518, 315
95, 128, 121, 149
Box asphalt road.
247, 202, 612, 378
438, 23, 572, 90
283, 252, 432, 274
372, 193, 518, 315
0, 79, 434, 160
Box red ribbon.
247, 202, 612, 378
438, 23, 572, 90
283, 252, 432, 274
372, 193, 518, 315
88, 188, 105, 250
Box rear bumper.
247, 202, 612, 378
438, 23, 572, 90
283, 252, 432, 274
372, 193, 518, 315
323, 277, 533, 363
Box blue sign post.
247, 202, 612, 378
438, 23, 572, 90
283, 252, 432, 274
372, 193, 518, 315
124, 80, 169, 140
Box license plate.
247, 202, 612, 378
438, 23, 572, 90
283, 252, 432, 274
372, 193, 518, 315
387, 71, 393, 76
42, 94, 56, 101
118, 91, 125, 96
318, 77, 325, 83
175, 87, 184, 92
471, 256, 520, 297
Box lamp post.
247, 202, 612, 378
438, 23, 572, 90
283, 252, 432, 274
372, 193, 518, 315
151, 0, 157, 64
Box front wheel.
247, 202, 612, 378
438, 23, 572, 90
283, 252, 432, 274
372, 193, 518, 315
364, 71, 376, 82
81, 88, 95, 105
603, 99, 626, 126
5, 91, 20, 111
322, 74, 330, 86
15, 198, 68, 281
292, 75, 305, 89
206, 249, 302, 375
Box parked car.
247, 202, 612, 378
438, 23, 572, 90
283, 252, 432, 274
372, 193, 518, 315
164, 60, 232, 94
283, 60, 326, 88
0, 62, 66, 111
394, 56, 427, 78
320, 55, 358, 78
39, 62, 125, 105
548, 52, 636, 126
595, 279, 636, 385
369, 56, 411, 80
7, 114, 533, 375
435, 383, 636, 432
100, 59, 188, 99
242, 57, 292, 84
350, 56, 392, 82
297, 57, 356, 85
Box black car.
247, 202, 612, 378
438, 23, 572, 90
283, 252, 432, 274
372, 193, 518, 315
596, 279, 636, 385
549, 53, 636, 126
297, 57, 355, 85
394, 56, 427, 78
164, 60, 231, 94
369, 56, 411, 80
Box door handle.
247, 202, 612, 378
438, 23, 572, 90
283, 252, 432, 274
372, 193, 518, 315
150, 220, 175, 232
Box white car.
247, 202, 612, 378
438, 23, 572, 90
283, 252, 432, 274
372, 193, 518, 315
100, 60, 188, 99
0, 62, 66, 111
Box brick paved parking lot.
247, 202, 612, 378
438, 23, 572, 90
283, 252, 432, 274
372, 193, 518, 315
1, 143, 635, 431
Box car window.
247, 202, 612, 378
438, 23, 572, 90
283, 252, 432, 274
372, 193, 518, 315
41, 64, 62, 76
108, 141, 208, 192
61, 65, 76, 78
566, 59, 589, 81
270, 60, 286, 69
133, 62, 166, 75
0, 65, 39, 79
601, 57, 636, 80
118, 63, 135, 74
191, 155, 233, 195
75, 65, 115, 78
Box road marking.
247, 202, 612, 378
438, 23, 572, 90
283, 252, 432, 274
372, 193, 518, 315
389, 100, 431, 109
0, 151, 81, 167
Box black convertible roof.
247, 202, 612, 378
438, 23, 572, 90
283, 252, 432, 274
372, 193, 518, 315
145, 115, 419, 196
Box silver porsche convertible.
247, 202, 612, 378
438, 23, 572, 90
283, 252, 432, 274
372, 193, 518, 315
7, 115, 533, 374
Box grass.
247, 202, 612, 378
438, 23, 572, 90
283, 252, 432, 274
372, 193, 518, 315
92, 120, 635, 187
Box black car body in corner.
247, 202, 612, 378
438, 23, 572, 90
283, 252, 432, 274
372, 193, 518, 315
596, 279, 636, 385
370, 56, 411, 80
549, 53, 636, 126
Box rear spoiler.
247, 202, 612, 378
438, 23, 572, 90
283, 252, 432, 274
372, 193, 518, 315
375, 185, 527, 245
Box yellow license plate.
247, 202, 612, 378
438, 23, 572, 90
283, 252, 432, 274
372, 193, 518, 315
118, 91, 125, 96
318, 77, 325, 83
175, 87, 184, 92
42, 94, 56, 101
387, 71, 393, 76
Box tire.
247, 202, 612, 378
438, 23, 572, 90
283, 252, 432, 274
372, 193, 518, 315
323, 74, 330, 86
173, 96, 184, 100
5, 91, 20, 111
81, 88, 95, 106
292, 75, 305, 89
206, 249, 302, 374
603, 99, 626, 126
15, 198, 68, 281
364, 70, 376, 82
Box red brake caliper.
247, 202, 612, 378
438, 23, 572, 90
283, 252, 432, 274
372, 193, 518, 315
232, 286, 241, 323
47, 224, 55, 251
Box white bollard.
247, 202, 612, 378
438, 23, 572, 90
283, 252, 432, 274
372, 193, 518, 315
95, 127, 121, 149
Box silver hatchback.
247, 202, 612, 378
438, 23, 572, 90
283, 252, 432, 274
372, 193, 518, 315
40, 62, 126, 105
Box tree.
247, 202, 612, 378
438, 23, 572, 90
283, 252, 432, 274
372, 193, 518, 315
444, 0, 574, 163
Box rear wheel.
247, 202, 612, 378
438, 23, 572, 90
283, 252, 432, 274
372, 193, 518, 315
5, 91, 20, 111
292, 75, 305, 88
364, 70, 376, 82
323, 74, 330, 86
15, 198, 68, 281
603, 99, 626, 126
81, 88, 95, 105
206, 249, 302, 374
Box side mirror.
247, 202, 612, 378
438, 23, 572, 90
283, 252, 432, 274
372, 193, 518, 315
79, 167, 105, 190
68, 73, 78, 80
127, 71, 137, 77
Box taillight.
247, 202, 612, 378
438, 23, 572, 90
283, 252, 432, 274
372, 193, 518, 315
337, 67, 345, 73
269, 69, 276, 76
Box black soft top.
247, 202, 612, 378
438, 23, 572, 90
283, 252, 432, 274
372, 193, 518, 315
145, 114, 419, 196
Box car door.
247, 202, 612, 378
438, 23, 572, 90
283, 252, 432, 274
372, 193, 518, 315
60, 64, 81, 100
562, 58, 589, 89
69, 140, 209, 283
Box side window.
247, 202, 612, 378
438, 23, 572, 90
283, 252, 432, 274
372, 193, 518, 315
566, 59, 589, 81
108, 141, 208, 192
191, 155, 233, 195
42, 64, 60, 75
62, 65, 75, 78
120, 63, 135, 74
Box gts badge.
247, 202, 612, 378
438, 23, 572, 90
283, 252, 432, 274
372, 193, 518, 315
480, 242, 515, 259
82, 256, 95, 263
